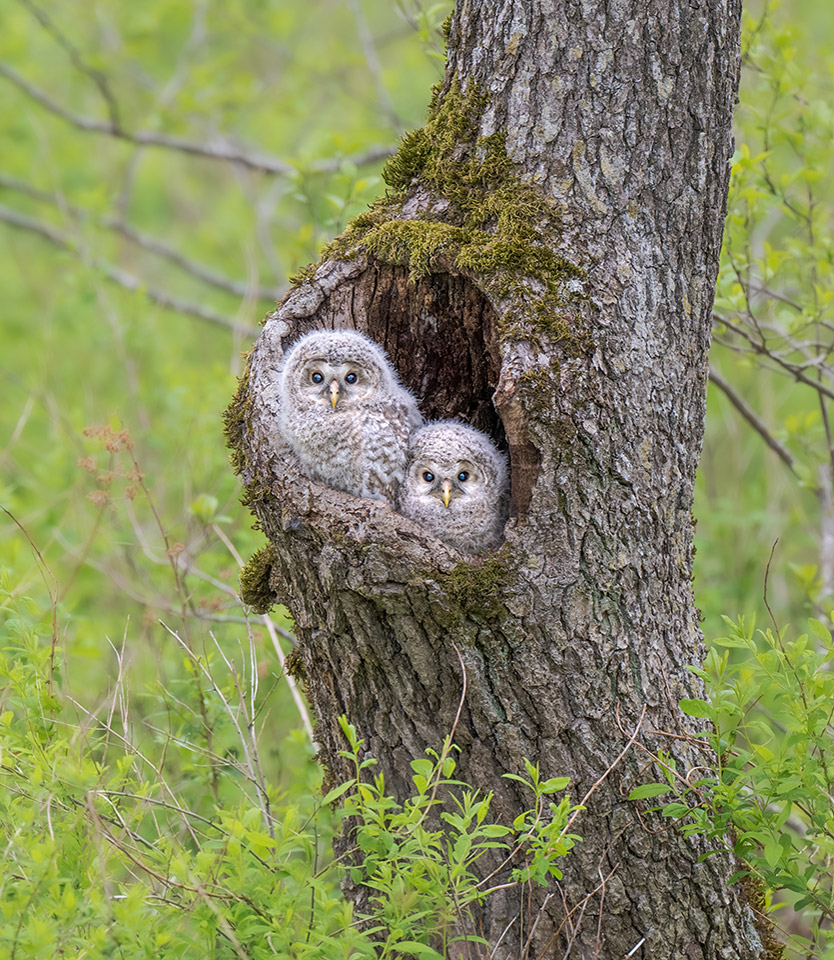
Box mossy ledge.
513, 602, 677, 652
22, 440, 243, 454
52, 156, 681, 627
321, 80, 589, 349
434, 553, 512, 623
240, 545, 279, 614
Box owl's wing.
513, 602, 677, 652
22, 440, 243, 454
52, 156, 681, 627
359, 394, 419, 503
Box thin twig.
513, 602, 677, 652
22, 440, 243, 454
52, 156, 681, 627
161, 622, 272, 818
0, 393, 34, 470
708, 366, 796, 473
0, 61, 392, 176
345, 0, 401, 130
0, 171, 284, 302
559, 705, 648, 842
416, 642, 468, 828
0, 202, 257, 336
16, 0, 122, 129
715, 313, 834, 403
532, 867, 619, 960
0, 505, 59, 688
261, 614, 315, 746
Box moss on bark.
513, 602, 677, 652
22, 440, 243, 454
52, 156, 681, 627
239, 544, 278, 613
321, 81, 589, 349
222, 355, 252, 477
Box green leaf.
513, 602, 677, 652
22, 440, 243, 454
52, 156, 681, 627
679, 698, 713, 719
321, 780, 354, 805
394, 942, 446, 959
763, 837, 783, 868
539, 777, 570, 793
503, 773, 533, 788
710, 635, 750, 649
188, 493, 219, 523
629, 783, 673, 800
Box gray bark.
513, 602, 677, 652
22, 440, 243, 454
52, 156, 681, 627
229, 0, 776, 956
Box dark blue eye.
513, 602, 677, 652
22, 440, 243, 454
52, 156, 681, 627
457, 471, 469, 482
422, 471, 434, 483
345, 372, 357, 384
312, 371, 324, 383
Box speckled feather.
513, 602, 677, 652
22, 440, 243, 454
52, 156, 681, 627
276, 330, 423, 503
398, 420, 508, 555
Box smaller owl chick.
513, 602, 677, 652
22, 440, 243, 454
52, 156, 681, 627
398, 421, 509, 555
276, 329, 422, 503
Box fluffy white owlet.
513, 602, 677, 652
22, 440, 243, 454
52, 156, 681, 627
276, 329, 423, 503
398, 420, 509, 555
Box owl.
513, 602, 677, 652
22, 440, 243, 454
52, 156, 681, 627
398, 421, 509, 555
276, 329, 423, 503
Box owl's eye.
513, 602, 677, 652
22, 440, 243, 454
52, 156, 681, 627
311, 371, 324, 384
345, 372, 358, 384
422, 471, 435, 483
457, 471, 470, 482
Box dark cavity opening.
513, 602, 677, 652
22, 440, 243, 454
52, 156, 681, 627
280, 260, 552, 516
363, 265, 504, 450
287, 262, 506, 452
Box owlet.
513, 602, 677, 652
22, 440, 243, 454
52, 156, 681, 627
398, 420, 509, 555
277, 329, 423, 503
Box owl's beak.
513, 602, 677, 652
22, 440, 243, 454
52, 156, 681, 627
442, 480, 452, 508
330, 380, 340, 408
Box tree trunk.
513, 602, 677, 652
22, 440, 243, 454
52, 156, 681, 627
226, 0, 777, 957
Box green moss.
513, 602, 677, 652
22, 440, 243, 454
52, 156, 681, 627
288, 262, 318, 287
222, 355, 253, 477
440, 12, 452, 42
285, 645, 305, 682
741, 875, 784, 960
321, 81, 588, 350
239, 545, 278, 614
436, 554, 511, 622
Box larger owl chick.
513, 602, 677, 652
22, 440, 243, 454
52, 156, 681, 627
398, 421, 509, 555
276, 329, 423, 503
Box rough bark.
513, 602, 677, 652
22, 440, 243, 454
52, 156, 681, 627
227, 0, 776, 957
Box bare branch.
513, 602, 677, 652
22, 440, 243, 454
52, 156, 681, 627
0, 202, 257, 336
16, 0, 122, 130
261, 615, 315, 747
108, 219, 284, 303
708, 366, 796, 473
0, 62, 393, 176
346, 0, 402, 131
0, 172, 284, 302
715, 313, 834, 403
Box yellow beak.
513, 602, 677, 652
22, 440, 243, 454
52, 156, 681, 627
442, 480, 452, 508
330, 380, 340, 408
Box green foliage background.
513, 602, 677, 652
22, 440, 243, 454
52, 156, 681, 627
2, 0, 834, 955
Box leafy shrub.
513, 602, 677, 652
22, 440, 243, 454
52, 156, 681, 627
0, 564, 578, 959
632, 614, 834, 958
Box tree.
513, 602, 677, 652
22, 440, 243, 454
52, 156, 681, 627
228, 0, 777, 956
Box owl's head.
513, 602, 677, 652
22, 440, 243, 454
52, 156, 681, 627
281, 329, 396, 410
406, 421, 508, 510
